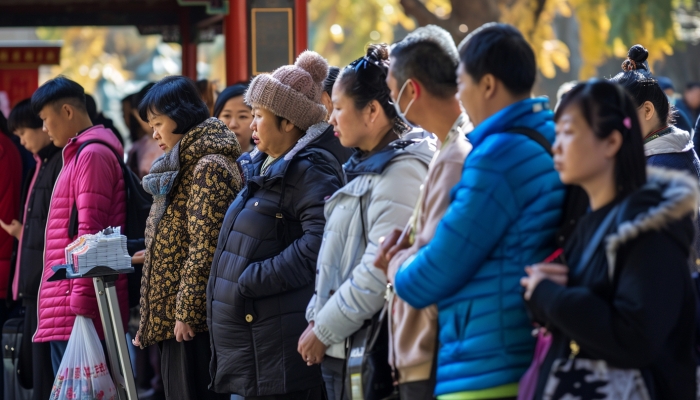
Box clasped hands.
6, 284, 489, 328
520, 263, 568, 300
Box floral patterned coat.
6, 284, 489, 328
137, 118, 243, 348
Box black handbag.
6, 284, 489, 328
345, 306, 396, 400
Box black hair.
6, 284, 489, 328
213, 82, 250, 118
128, 83, 155, 142
555, 80, 647, 197
390, 25, 459, 98
31, 76, 87, 115
138, 76, 210, 135
338, 44, 409, 135
610, 44, 673, 127
686, 82, 700, 90
458, 23, 536, 96
323, 67, 340, 96
131, 83, 155, 109
85, 94, 98, 121
8, 98, 43, 133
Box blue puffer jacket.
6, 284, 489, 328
394, 97, 566, 396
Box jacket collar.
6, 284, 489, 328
605, 167, 699, 278
62, 124, 124, 162
248, 122, 335, 182
343, 134, 434, 180
467, 97, 553, 148
178, 117, 241, 168
644, 125, 694, 157
35, 143, 61, 163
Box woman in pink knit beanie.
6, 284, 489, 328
207, 51, 348, 399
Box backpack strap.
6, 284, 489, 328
506, 127, 553, 156
68, 140, 124, 238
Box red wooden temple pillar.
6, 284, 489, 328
224, 0, 248, 85
294, 0, 308, 55
224, 0, 309, 86
179, 9, 198, 80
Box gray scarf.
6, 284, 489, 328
142, 142, 181, 255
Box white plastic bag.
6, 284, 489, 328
50, 316, 117, 400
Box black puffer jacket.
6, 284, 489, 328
207, 123, 345, 396
9, 143, 62, 301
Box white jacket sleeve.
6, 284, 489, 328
306, 294, 317, 322
313, 159, 427, 346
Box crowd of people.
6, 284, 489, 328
0, 21, 699, 400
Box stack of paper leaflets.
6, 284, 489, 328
64, 227, 131, 274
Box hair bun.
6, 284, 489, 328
621, 44, 649, 72
628, 44, 649, 64
365, 44, 390, 64
295, 51, 329, 84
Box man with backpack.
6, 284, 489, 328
393, 23, 566, 399
30, 76, 130, 375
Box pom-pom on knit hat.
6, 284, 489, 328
245, 51, 329, 131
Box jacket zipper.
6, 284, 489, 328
13, 155, 42, 300
33, 143, 69, 342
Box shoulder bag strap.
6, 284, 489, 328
506, 127, 553, 156
573, 204, 620, 274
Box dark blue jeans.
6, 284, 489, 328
50, 340, 69, 376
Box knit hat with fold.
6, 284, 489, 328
245, 51, 329, 131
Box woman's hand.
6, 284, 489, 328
0, 219, 22, 240
174, 320, 195, 342
520, 263, 569, 301
374, 228, 406, 273
131, 249, 146, 265
298, 322, 327, 366
132, 333, 141, 347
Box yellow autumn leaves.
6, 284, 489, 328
310, 0, 686, 80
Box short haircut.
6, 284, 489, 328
686, 82, 700, 91
8, 98, 43, 133
390, 25, 459, 98
85, 94, 98, 120
458, 23, 536, 96
31, 76, 87, 114
137, 76, 210, 134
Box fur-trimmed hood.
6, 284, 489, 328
605, 166, 700, 278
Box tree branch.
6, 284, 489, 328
399, 0, 442, 27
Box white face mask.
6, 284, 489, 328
392, 79, 417, 128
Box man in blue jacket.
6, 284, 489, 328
394, 23, 566, 399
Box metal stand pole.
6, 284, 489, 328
94, 276, 138, 400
